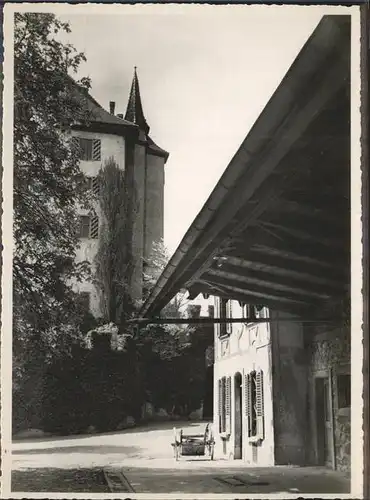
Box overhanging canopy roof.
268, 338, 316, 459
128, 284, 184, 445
141, 15, 350, 319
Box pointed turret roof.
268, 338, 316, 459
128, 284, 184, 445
124, 67, 150, 135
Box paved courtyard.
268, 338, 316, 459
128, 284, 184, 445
11, 421, 350, 494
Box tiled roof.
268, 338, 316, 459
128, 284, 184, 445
70, 77, 137, 132
72, 76, 168, 162
86, 92, 136, 128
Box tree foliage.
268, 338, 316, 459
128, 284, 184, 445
94, 157, 136, 324
142, 239, 169, 301
13, 13, 93, 367
12, 13, 96, 432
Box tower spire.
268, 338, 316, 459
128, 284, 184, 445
124, 67, 150, 135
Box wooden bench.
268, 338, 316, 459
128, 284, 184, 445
171, 423, 215, 461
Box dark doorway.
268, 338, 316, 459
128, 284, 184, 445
315, 376, 334, 468
234, 372, 243, 459
203, 365, 214, 419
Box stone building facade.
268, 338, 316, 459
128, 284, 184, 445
139, 16, 352, 475
306, 325, 351, 472
213, 299, 275, 465
212, 299, 351, 472
72, 69, 168, 315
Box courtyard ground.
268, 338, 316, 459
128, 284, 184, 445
11, 421, 350, 494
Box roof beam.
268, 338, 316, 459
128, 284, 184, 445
203, 269, 328, 302
256, 220, 345, 248
196, 279, 311, 316
223, 224, 348, 267
215, 254, 346, 288
248, 244, 345, 271
273, 199, 347, 226
259, 211, 348, 241
187, 283, 204, 301
283, 189, 350, 210
140, 18, 350, 318
200, 274, 316, 306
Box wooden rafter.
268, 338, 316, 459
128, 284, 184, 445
215, 255, 346, 288
248, 244, 345, 271
203, 269, 327, 303
196, 279, 311, 316
272, 199, 347, 226
199, 275, 315, 306
223, 224, 347, 266
256, 220, 344, 248
207, 264, 339, 296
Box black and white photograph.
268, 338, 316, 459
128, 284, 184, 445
0, 3, 365, 498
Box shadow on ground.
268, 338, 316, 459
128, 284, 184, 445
11, 468, 110, 493
12, 445, 140, 456
12, 420, 205, 443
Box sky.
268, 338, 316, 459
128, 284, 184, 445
56, 5, 329, 254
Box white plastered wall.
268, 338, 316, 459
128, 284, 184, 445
71, 130, 126, 317
213, 298, 275, 465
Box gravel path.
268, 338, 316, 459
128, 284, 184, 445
11, 421, 350, 494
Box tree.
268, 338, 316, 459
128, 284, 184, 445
13, 13, 93, 430
142, 239, 169, 301
94, 157, 136, 325
14, 13, 92, 348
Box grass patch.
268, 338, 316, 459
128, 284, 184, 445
12, 467, 109, 493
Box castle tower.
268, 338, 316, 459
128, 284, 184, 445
72, 69, 168, 316
125, 68, 169, 301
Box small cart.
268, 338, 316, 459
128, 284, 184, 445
171, 423, 215, 461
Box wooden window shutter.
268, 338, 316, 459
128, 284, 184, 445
72, 136, 80, 150
225, 376, 231, 434
215, 297, 221, 337
90, 214, 99, 239
91, 176, 100, 196
226, 300, 232, 334
218, 378, 223, 432
245, 373, 252, 437
256, 370, 265, 440
92, 139, 101, 161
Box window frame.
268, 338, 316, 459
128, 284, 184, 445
218, 375, 231, 437
216, 297, 232, 338
336, 372, 351, 410
77, 214, 99, 239
72, 136, 101, 162
245, 369, 265, 442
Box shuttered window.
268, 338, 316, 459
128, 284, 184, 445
72, 136, 80, 152
218, 376, 231, 434
215, 297, 221, 338
218, 378, 223, 433
243, 304, 257, 322
77, 214, 99, 239
225, 376, 231, 433
245, 370, 265, 440
72, 137, 101, 161
92, 139, 101, 161
256, 370, 265, 439
217, 298, 230, 338
78, 215, 91, 239
90, 214, 99, 239
245, 372, 252, 437
226, 300, 232, 334
86, 176, 100, 196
